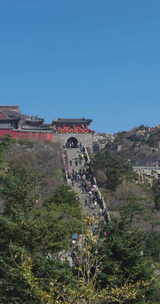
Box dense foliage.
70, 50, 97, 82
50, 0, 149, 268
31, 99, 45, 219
0, 137, 159, 303
0, 138, 82, 303
93, 150, 134, 191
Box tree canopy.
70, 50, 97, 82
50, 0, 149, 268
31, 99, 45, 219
93, 150, 134, 191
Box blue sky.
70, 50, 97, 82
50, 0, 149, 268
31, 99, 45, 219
0, 0, 160, 133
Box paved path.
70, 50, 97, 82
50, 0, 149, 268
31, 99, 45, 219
61, 145, 111, 266
63, 146, 111, 222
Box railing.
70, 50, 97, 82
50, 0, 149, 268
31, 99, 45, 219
133, 166, 160, 171
62, 144, 111, 223
83, 147, 111, 222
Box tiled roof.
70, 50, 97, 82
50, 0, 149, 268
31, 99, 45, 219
0, 106, 20, 112
0, 110, 21, 120
53, 118, 92, 124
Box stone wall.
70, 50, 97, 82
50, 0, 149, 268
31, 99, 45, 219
54, 133, 94, 152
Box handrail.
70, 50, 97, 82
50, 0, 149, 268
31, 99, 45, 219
83, 146, 111, 222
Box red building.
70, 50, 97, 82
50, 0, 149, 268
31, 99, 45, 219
0, 107, 94, 146
52, 118, 94, 134
0, 106, 54, 141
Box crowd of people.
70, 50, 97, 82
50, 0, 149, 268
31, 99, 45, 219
64, 142, 108, 218
61, 141, 110, 267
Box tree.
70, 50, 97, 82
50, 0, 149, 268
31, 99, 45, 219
20, 216, 148, 304
96, 201, 154, 303
0, 179, 82, 303
152, 180, 160, 210
93, 151, 134, 191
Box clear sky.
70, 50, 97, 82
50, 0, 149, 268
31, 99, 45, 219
0, 0, 160, 133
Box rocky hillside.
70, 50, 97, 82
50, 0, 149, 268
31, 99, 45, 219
107, 125, 160, 166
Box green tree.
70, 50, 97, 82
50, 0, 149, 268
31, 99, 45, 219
0, 160, 82, 303
19, 216, 150, 304
152, 180, 160, 210
93, 150, 133, 191
97, 202, 153, 301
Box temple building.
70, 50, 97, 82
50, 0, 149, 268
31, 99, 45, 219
52, 118, 93, 133
0, 107, 95, 151
0, 106, 50, 130
52, 118, 94, 151
0, 106, 21, 129
0, 106, 53, 141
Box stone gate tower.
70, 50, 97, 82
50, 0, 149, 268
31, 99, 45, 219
52, 118, 94, 152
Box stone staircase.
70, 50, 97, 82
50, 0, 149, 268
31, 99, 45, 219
63, 146, 111, 222
60, 145, 111, 267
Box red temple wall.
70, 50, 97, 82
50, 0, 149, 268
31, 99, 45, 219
0, 129, 54, 141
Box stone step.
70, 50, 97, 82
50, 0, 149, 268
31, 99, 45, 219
63, 146, 111, 223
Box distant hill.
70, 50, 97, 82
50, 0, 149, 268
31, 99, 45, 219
106, 124, 160, 166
